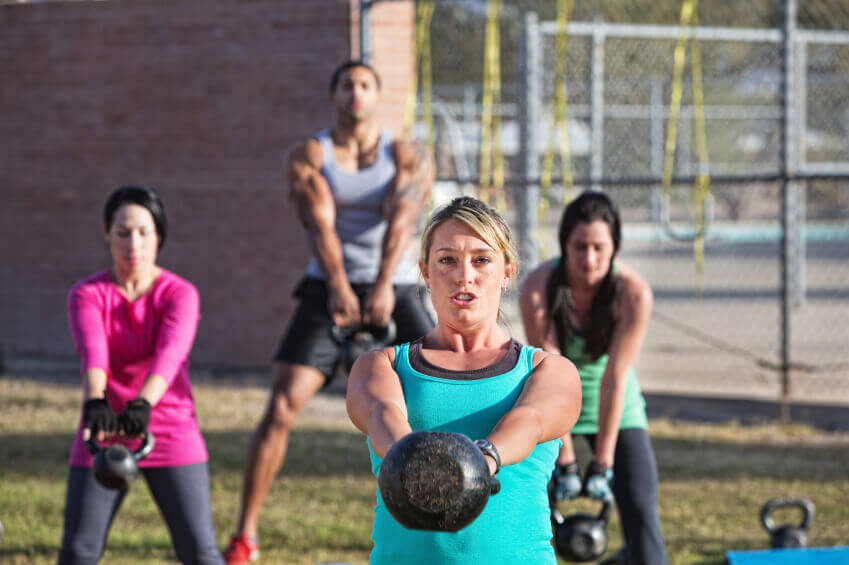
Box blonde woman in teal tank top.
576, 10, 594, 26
519, 192, 668, 565
347, 197, 582, 564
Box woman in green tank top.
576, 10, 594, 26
519, 191, 668, 565
347, 196, 582, 564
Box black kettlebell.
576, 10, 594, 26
550, 491, 612, 563
331, 319, 397, 373
378, 431, 500, 532
760, 497, 814, 549
85, 432, 155, 490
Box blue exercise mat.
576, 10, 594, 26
727, 546, 849, 564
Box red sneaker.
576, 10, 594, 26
224, 533, 260, 564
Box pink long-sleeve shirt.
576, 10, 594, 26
67, 269, 208, 467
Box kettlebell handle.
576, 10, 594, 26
330, 319, 397, 347
85, 431, 156, 462
760, 497, 815, 533
549, 492, 612, 524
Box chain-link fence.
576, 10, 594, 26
367, 0, 849, 409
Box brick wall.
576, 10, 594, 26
0, 0, 414, 370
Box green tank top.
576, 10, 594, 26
562, 334, 647, 433
551, 259, 648, 433
366, 342, 560, 564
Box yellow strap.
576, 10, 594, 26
539, 0, 574, 260
404, 0, 435, 151
662, 0, 711, 294
479, 0, 503, 210
690, 7, 710, 294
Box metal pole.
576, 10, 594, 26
590, 23, 605, 191
518, 12, 541, 273
793, 38, 807, 307
360, 0, 373, 62
650, 79, 664, 225
779, 0, 798, 424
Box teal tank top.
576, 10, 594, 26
366, 342, 561, 564
552, 259, 648, 433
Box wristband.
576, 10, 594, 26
474, 439, 501, 474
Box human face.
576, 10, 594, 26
564, 220, 615, 288
421, 219, 513, 329
332, 66, 380, 122
105, 203, 159, 274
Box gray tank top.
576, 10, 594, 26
305, 129, 419, 285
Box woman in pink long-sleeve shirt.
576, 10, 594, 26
59, 186, 224, 565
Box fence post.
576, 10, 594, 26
590, 22, 605, 191
793, 38, 807, 307
360, 0, 373, 62
780, 0, 799, 424
518, 11, 541, 273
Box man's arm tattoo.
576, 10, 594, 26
393, 143, 432, 205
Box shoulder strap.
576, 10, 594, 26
316, 129, 334, 167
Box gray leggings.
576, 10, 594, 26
58, 463, 224, 565
578, 428, 668, 565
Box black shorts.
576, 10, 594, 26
274, 277, 434, 381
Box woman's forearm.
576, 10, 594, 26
367, 400, 413, 459
83, 368, 109, 400
593, 375, 627, 466
138, 374, 169, 406
487, 405, 548, 467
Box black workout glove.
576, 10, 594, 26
117, 398, 151, 436
583, 461, 614, 501
82, 398, 118, 437
550, 461, 582, 501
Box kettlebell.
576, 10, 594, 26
550, 491, 612, 563
760, 497, 814, 549
85, 432, 155, 490
378, 431, 500, 532
331, 319, 397, 373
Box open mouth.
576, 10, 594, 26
450, 291, 478, 306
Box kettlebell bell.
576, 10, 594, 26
85, 432, 155, 490
331, 319, 397, 373
550, 492, 612, 563
378, 431, 500, 532
760, 497, 814, 549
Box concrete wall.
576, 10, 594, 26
0, 0, 414, 369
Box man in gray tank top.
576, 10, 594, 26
224, 60, 435, 564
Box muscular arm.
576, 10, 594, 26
287, 140, 360, 326
363, 140, 434, 325
378, 139, 433, 285
593, 265, 653, 467
346, 348, 411, 458
484, 352, 581, 473
287, 140, 348, 291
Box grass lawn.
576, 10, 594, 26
1, 375, 847, 564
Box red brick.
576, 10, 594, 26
0, 0, 413, 369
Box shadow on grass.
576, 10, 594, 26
2, 426, 847, 481
0, 427, 374, 480
0, 541, 175, 563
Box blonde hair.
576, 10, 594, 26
420, 196, 519, 282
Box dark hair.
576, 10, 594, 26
329, 60, 381, 93
546, 191, 622, 360
103, 186, 167, 250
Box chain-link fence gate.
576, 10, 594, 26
362, 0, 849, 414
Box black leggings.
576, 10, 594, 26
576, 428, 668, 565
58, 463, 224, 565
